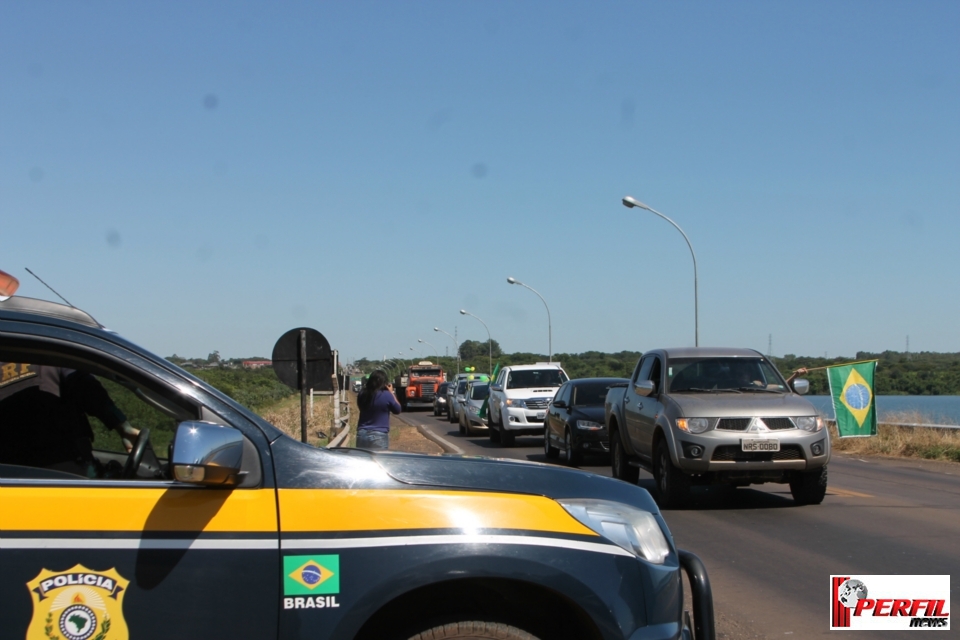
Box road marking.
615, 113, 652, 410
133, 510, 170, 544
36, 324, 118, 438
828, 487, 874, 498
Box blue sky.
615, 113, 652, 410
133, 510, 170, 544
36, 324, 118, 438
3, 1, 958, 364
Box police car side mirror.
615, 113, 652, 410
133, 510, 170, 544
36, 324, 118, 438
171, 421, 244, 487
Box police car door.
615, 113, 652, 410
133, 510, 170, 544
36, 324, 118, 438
0, 339, 280, 639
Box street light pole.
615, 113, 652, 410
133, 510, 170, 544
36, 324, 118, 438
434, 327, 460, 374
507, 276, 552, 363
622, 196, 699, 347
460, 309, 493, 375
418, 338, 440, 363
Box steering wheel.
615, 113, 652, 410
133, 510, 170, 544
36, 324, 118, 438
122, 428, 151, 479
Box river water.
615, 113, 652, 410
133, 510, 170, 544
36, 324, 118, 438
807, 395, 960, 424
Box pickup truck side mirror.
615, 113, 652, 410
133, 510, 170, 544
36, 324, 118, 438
552, 400, 567, 409
791, 379, 810, 395
491, 385, 502, 392
172, 421, 244, 486
633, 380, 656, 397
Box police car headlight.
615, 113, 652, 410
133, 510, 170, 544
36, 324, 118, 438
558, 499, 670, 565
795, 416, 823, 432
505, 398, 527, 408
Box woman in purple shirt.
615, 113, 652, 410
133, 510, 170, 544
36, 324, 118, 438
356, 370, 402, 450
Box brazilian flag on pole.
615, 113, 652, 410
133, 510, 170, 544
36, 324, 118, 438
827, 361, 878, 438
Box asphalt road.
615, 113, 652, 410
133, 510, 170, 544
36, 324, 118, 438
405, 409, 960, 639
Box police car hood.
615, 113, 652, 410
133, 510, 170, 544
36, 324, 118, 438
371, 451, 658, 511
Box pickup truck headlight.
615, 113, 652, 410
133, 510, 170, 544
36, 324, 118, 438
676, 418, 710, 434
505, 398, 527, 408
576, 420, 603, 431
795, 416, 824, 432
557, 499, 670, 565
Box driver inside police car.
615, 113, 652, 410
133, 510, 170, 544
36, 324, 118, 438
0, 362, 139, 477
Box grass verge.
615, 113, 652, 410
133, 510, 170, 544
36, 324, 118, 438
258, 392, 358, 448
829, 411, 960, 463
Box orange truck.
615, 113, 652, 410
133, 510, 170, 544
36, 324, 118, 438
395, 361, 445, 410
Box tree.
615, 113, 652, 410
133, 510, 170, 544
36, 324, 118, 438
459, 339, 502, 359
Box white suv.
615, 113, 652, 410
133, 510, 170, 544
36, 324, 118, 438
488, 363, 569, 446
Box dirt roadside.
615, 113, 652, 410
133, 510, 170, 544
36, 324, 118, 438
385, 413, 445, 454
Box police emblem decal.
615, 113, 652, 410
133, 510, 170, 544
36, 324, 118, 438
25, 565, 130, 640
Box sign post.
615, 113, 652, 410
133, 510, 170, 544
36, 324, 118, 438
272, 327, 334, 443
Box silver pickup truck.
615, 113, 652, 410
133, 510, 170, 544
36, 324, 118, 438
605, 347, 829, 507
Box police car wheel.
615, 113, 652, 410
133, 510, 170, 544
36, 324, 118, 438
407, 620, 540, 640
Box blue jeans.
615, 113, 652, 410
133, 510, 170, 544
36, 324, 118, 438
356, 429, 389, 450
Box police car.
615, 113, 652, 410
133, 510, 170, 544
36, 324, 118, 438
0, 281, 714, 639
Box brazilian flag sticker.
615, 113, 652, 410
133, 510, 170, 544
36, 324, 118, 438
284, 555, 339, 595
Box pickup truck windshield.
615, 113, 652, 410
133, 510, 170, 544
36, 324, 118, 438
507, 369, 567, 389
667, 357, 787, 393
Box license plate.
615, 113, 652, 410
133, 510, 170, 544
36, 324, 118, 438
536, 411, 545, 420
741, 439, 780, 452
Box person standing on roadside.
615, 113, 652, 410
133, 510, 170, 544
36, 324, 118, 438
356, 370, 401, 450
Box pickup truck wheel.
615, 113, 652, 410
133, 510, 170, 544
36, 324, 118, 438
563, 428, 582, 466
790, 465, 828, 505
611, 431, 640, 484
654, 441, 689, 508
407, 621, 539, 640
543, 428, 560, 459
500, 427, 515, 447
489, 425, 501, 443
448, 407, 457, 423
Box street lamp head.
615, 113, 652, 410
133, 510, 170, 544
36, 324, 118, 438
459, 309, 467, 315
507, 277, 517, 284
433, 327, 440, 332
622, 195, 650, 210
418, 339, 424, 343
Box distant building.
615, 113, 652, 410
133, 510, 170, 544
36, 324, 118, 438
243, 360, 272, 370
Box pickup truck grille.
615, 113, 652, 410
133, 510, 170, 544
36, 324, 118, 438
716, 418, 751, 431
525, 398, 550, 410
762, 418, 795, 430
716, 417, 796, 431
711, 445, 804, 462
